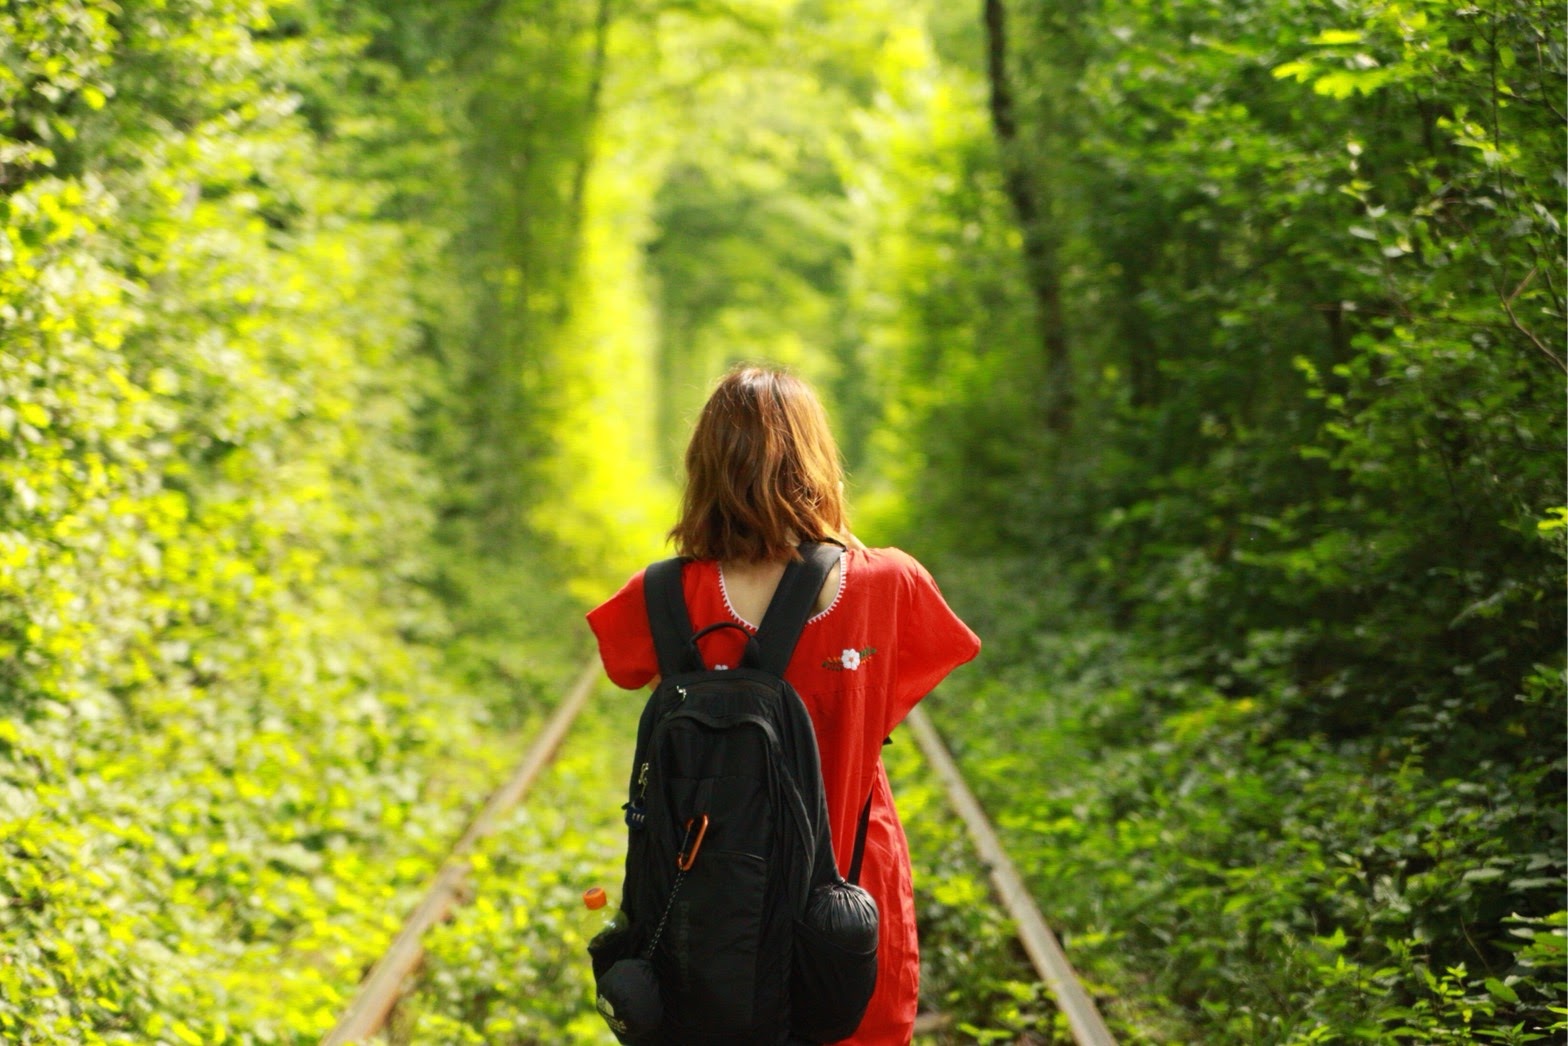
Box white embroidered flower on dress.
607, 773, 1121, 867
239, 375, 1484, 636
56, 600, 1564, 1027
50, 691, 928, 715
822, 646, 876, 671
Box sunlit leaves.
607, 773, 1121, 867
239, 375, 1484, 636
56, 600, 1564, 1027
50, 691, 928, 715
0, 1, 536, 1041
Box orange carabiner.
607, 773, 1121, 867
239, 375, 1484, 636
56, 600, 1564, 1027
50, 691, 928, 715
676, 814, 709, 871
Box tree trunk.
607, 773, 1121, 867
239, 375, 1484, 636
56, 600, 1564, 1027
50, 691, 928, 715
567, 0, 612, 242
983, 0, 1072, 432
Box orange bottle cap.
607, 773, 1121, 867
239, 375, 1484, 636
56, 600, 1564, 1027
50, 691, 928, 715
583, 886, 607, 910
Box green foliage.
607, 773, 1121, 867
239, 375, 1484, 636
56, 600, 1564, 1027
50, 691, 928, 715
898, 0, 1566, 750
917, 558, 1567, 1044
886, 738, 1072, 1044
7, 0, 1564, 1041
0, 1, 564, 1041
390, 694, 634, 1045
437, 0, 673, 601
839, 18, 1043, 544
629, 0, 927, 479
867, 0, 1565, 1031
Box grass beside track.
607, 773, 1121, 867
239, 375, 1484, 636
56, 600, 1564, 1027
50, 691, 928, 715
387, 682, 634, 1045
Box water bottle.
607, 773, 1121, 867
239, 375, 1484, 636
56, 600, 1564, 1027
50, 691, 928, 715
582, 886, 628, 944
582, 887, 662, 1038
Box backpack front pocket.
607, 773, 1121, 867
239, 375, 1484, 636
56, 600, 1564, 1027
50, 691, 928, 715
661, 849, 768, 1035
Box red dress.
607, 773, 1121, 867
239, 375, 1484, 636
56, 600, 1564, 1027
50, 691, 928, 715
586, 546, 981, 1046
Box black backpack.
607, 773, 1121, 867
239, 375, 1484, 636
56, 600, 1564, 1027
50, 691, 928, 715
589, 542, 879, 1046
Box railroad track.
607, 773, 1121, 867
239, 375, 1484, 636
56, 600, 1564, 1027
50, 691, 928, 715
320, 660, 601, 1046
320, 659, 1115, 1045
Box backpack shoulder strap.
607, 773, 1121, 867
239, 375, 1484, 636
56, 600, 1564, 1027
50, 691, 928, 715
754, 541, 842, 677
643, 556, 697, 678
847, 735, 891, 884
847, 791, 873, 885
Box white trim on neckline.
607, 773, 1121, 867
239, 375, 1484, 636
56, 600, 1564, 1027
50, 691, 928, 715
719, 548, 848, 631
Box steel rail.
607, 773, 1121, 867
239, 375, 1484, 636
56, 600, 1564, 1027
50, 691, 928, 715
320, 658, 601, 1046
905, 704, 1118, 1046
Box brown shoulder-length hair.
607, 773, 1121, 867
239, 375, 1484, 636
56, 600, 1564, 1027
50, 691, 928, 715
670, 365, 848, 563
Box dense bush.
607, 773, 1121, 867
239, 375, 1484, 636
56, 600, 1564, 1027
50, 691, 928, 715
0, 2, 547, 1041
913, 556, 1566, 1043
873, 0, 1566, 750
859, 0, 1565, 1036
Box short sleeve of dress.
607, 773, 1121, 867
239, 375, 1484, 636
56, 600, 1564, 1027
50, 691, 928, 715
586, 569, 659, 690
889, 557, 981, 733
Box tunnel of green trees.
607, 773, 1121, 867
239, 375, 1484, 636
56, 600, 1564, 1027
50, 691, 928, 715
2, 0, 1563, 1042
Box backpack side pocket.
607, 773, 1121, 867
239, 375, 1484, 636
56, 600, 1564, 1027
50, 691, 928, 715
789, 881, 879, 1043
